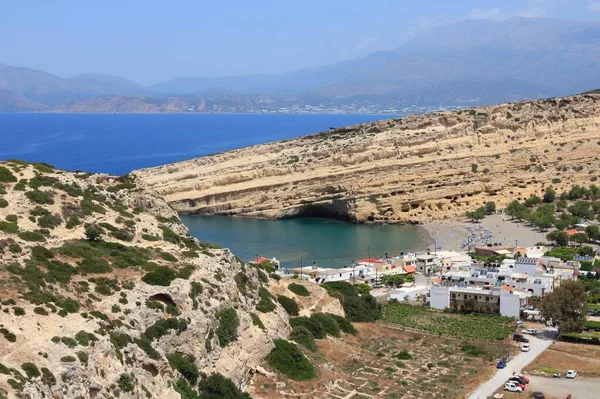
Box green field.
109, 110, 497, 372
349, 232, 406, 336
382, 303, 515, 341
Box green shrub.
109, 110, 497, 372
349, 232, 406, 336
41, 367, 56, 386
78, 257, 111, 274
392, 349, 412, 360
65, 215, 81, 229
234, 271, 251, 294
0, 221, 18, 234
37, 213, 62, 229
13, 307, 25, 316
0, 198, 8, 208
166, 352, 199, 384
158, 251, 177, 262
5, 214, 18, 222
216, 308, 239, 347
76, 351, 89, 365
142, 266, 177, 286
0, 166, 17, 183
290, 326, 318, 351
34, 306, 48, 315
322, 281, 381, 322
288, 283, 310, 297
118, 373, 135, 392
256, 287, 276, 313
277, 295, 299, 316
136, 337, 160, 360
250, 312, 265, 330
21, 362, 40, 378
60, 356, 76, 363
144, 318, 188, 341
197, 373, 252, 399
329, 314, 358, 335
75, 331, 95, 346
310, 313, 341, 337
142, 234, 160, 241
111, 229, 134, 242
268, 339, 316, 380
18, 231, 46, 242
31, 245, 53, 261
25, 190, 54, 205
9, 243, 21, 253
289, 317, 326, 339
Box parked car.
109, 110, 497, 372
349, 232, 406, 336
521, 343, 531, 352
504, 382, 523, 392
513, 333, 529, 342
514, 374, 530, 384
516, 320, 524, 325
566, 370, 577, 379
523, 328, 537, 335
533, 392, 545, 399
497, 360, 507, 369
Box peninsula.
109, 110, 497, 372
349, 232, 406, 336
135, 94, 600, 223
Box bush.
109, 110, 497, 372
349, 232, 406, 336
41, 367, 56, 386
84, 224, 102, 242
76, 351, 89, 365
0, 166, 17, 182
25, 190, 54, 205
322, 281, 381, 322
75, 331, 95, 346
34, 306, 48, 315
0, 198, 8, 208
118, 373, 135, 392
136, 337, 160, 360
197, 373, 252, 399
277, 295, 299, 316
256, 287, 276, 313
392, 349, 412, 360
290, 326, 318, 351
167, 352, 199, 384
13, 307, 25, 316
78, 257, 111, 274
60, 356, 76, 363
216, 308, 239, 347
310, 313, 341, 337
144, 318, 188, 341
31, 245, 53, 261
37, 213, 62, 229
289, 317, 326, 339
21, 362, 40, 378
288, 283, 310, 297
18, 231, 46, 242
0, 221, 19, 234
250, 312, 265, 330
142, 266, 177, 286
268, 339, 316, 380
329, 314, 358, 335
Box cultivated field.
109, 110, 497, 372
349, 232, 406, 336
251, 323, 509, 398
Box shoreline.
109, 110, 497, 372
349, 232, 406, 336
422, 213, 548, 252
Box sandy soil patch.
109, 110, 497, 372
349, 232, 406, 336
525, 341, 600, 378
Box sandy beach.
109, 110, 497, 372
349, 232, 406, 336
423, 213, 547, 252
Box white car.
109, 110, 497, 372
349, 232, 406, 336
521, 343, 531, 352
523, 328, 537, 335
566, 370, 577, 379
504, 382, 523, 392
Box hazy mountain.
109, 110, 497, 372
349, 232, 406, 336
0, 64, 147, 106
2, 17, 600, 112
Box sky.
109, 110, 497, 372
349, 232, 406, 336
1, 0, 600, 85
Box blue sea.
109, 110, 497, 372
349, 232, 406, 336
0, 112, 433, 267
0, 113, 392, 175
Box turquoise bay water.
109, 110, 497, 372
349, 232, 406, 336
181, 215, 433, 269
0, 113, 431, 265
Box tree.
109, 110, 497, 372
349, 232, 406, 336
524, 195, 542, 208
354, 284, 372, 296
586, 225, 600, 241
84, 224, 102, 242
546, 231, 569, 247
577, 245, 596, 257
540, 280, 587, 333
485, 201, 496, 215
568, 201, 594, 220
381, 274, 405, 287
465, 206, 486, 222
571, 232, 589, 245
543, 187, 556, 203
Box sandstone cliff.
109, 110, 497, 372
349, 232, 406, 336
134, 94, 600, 223
0, 161, 342, 398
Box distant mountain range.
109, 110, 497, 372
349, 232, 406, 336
3, 17, 600, 113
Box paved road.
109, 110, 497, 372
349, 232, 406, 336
527, 375, 600, 399
467, 328, 557, 399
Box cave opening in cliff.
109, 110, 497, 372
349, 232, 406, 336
287, 202, 353, 223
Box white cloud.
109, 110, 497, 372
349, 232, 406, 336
589, 2, 600, 12
515, 7, 546, 17
467, 8, 505, 21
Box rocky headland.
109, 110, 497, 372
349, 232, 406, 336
0, 160, 345, 398
134, 94, 600, 224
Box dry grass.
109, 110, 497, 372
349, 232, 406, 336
251, 322, 508, 399
525, 341, 600, 378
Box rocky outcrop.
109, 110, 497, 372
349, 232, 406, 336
135, 94, 600, 223
0, 161, 341, 398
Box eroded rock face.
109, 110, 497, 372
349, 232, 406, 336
134, 94, 600, 223
0, 162, 340, 398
